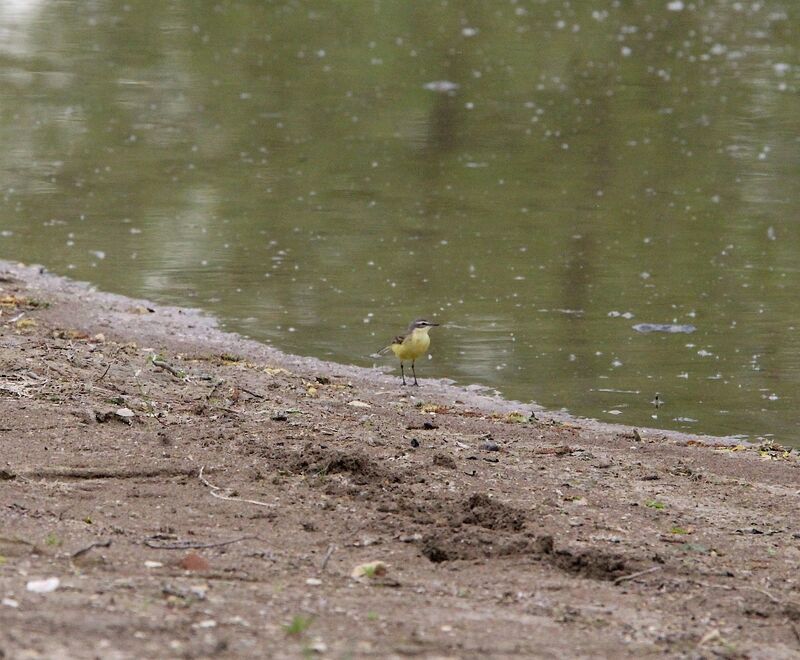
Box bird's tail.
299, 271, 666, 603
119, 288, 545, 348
376, 345, 392, 356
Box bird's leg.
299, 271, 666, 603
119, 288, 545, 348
411, 360, 419, 386
400, 362, 406, 386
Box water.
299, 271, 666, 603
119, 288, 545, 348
1, 1, 799, 443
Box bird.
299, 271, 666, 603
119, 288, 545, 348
379, 318, 440, 386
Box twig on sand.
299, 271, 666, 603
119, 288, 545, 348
206, 379, 225, 400
144, 535, 259, 550
613, 565, 662, 585
240, 387, 264, 399
320, 544, 335, 573
71, 539, 112, 560
693, 580, 800, 610
12, 466, 200, 480
151, 356, 185, 379
95, 363, 111, 382
198, 466, 275, 508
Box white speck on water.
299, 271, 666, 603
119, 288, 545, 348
89, 250, 106, 259
461, 27, 478, 37
611, 359, 623, 368
697, 349, 713, 357
767, 226, 776, 240
621, 46, 632, 57
607, 409, 622, 416
423, 80, 459, 93
667, 0, 685, 11
767, 393, 779, 401
773, 62, 790, 75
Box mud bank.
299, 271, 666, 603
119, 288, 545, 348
1, 261, 799, 659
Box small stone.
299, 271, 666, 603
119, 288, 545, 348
115, 408, 135, 424
433, 453, 456, 469
351, 561, 388, 580
480, 440, 499, 452
26, 577, 60, 593
305, 578, 322, 586
144, 560, 163, 569
310, 639, 328, 653
74, 408, 95, 424
179, 552, 210, 572
399, 533, 422, 543
410, 438, 420, 448
348, 400, 371, 408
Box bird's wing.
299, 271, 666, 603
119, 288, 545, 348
377, 334, 406, 355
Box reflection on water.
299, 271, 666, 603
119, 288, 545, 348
1, 1, 799, 443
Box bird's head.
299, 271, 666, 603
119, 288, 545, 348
408, 318, 440, 332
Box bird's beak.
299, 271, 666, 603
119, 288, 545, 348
428, 322, 440, 327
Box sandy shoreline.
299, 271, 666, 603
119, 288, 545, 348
1, 260, 799, 658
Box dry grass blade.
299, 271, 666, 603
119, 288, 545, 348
198, 466, 275, 508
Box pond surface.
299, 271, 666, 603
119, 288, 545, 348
1, 1, 799, 443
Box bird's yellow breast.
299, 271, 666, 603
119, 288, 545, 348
390, 328, 431, 361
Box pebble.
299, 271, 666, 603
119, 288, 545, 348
26, 577, 60, 593
179, 552, 210, 572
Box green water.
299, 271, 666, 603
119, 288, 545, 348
1, 1, 800, 443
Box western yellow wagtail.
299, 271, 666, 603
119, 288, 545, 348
379, 318, 440, 386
